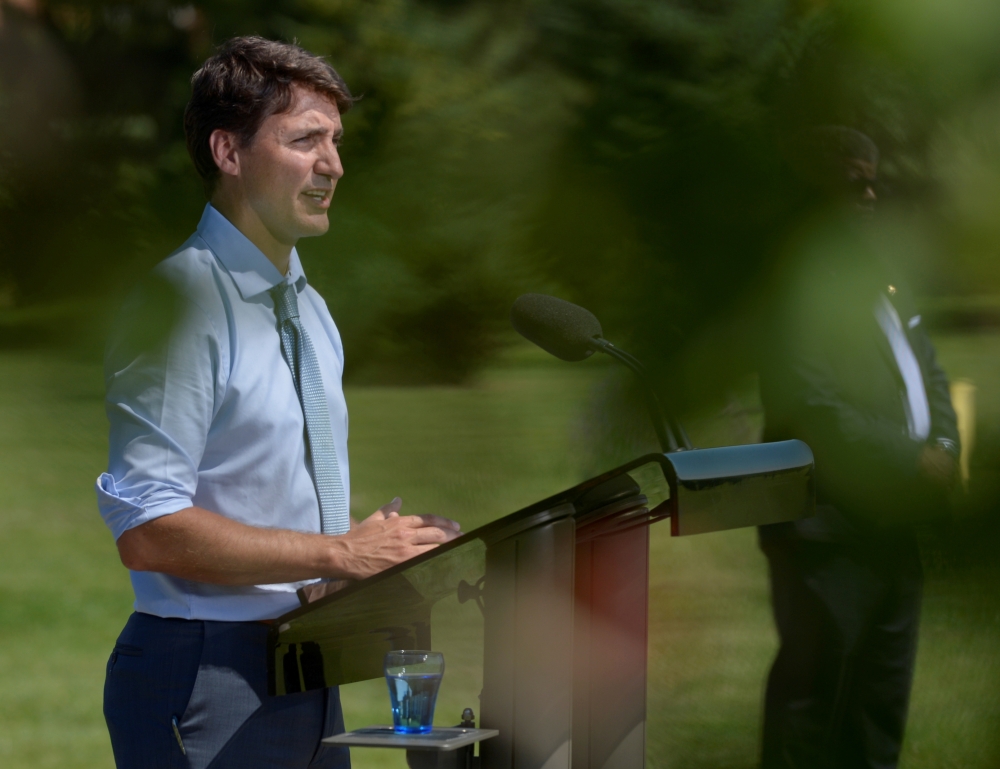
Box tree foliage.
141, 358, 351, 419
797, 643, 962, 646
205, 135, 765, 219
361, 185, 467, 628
2, 0, 1000, 388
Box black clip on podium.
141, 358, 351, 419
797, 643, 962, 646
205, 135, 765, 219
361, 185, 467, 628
267, 296, 817, 769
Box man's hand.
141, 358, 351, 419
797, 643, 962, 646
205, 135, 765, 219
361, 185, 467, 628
334, 498, 462, 581
918, 444, 957, 487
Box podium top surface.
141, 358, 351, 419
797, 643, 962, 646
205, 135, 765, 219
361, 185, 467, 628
270, 458, 659, 632
323, 727, 500, 751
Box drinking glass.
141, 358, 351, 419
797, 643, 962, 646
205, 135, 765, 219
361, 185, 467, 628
384, 650, 445, 734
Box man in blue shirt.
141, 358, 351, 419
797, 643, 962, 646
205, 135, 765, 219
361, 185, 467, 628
97, 37, 461, 768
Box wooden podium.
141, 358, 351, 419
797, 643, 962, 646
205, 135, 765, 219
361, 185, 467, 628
268, 440, 814, 769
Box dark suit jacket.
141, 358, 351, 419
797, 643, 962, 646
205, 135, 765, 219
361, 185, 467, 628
759, 218, 959, 539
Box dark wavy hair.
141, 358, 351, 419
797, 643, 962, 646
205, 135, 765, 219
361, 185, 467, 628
184, 36, 354, 193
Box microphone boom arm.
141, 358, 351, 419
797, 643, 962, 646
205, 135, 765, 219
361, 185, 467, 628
590, 338, 692, 454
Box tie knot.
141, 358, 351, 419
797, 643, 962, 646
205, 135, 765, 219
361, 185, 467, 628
271, 281, 300, 323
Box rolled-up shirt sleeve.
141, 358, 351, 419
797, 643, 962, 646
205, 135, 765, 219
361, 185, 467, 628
97, 271, 226, 541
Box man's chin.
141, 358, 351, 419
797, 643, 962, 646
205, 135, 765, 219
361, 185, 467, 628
297, 213, 331, 238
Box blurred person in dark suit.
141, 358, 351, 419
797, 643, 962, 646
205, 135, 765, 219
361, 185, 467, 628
757, 127, 960, 769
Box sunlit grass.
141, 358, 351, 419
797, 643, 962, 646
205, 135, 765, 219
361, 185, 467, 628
0, 337, 998, 768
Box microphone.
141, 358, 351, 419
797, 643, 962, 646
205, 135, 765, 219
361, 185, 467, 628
510, 293, 603, 362
510, 293, 691, 452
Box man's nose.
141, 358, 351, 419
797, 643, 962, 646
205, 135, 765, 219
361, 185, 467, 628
317, 144, 344, 180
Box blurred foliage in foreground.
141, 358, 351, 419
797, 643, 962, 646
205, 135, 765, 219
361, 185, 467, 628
4, 0, 1000, 388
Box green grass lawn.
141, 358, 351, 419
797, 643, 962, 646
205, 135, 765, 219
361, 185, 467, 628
1, 337, 998, 768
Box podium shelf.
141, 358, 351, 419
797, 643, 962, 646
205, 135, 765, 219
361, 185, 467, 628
324, 726, 499, 751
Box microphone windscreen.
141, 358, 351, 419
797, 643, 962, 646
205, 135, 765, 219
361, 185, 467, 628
510, 294, 603, 361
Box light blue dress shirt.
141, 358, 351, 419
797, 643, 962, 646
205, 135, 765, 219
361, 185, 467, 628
96, 204, 350, 621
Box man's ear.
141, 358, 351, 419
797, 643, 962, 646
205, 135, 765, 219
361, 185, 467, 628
209, 129, 241, 178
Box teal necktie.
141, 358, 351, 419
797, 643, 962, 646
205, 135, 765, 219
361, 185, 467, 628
271, 281, 350, 535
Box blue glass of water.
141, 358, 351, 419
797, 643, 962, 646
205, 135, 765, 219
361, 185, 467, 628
384, 650, 445, 734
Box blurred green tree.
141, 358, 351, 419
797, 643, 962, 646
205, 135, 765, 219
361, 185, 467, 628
2, 0, 1000, 387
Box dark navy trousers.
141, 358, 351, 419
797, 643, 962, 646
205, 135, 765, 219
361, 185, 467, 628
104, 612, 351, 769
760, 536, 922, 769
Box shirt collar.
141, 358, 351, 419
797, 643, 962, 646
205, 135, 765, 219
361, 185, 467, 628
196, 203, 308, 300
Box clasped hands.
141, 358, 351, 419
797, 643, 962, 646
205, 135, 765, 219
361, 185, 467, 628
340, 496, 462, 579
301, 497, 462, 603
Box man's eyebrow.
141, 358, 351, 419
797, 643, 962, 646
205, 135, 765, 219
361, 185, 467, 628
292, 126, 344, 140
